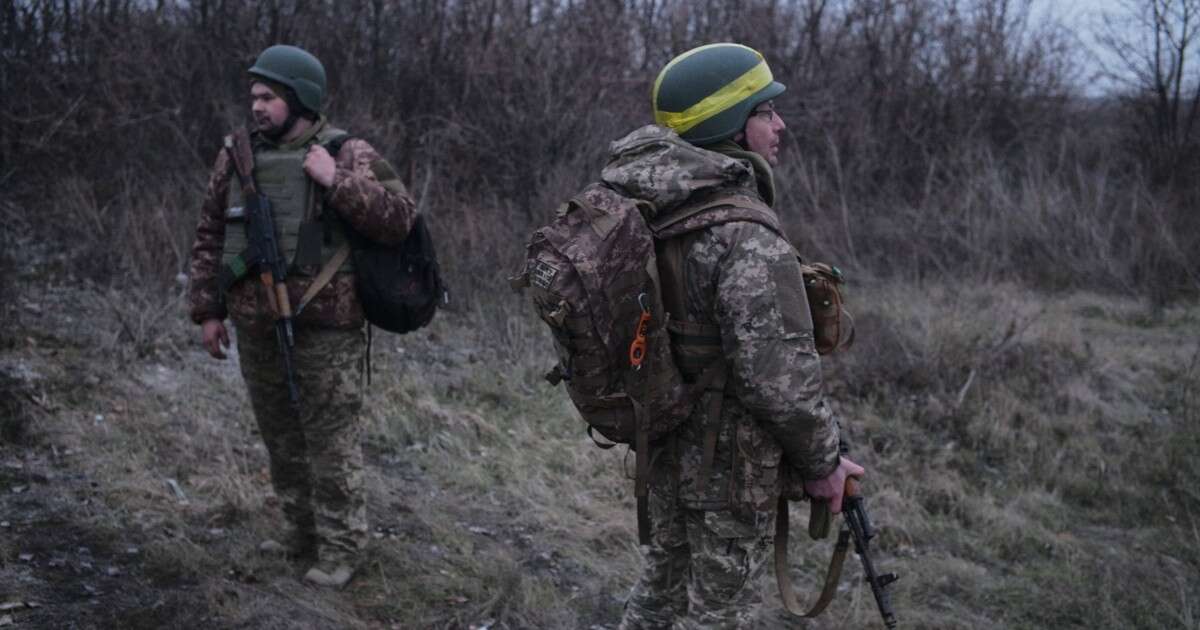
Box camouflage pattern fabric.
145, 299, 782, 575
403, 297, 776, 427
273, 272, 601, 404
604, 125, 842, 625
663, 218, 841, 511
236, 326, 367, 563
619, 487, 776, 630
601, 125, 759, 218
187, 119, 416, 334
185, 118, 411, 568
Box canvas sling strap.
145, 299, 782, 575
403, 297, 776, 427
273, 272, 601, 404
774, 495, 852, 618
217, 129, 260, 295
294, 243, 351, 316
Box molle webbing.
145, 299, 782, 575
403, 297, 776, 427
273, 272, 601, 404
221, 126, 354, 286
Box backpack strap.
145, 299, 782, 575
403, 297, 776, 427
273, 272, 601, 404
323, 132, 355, 157
295, 132, 358, 310
649, 191, 785, 241
319, 133, 356, 244
653, 191, 786, 495
634, 400, 651, 545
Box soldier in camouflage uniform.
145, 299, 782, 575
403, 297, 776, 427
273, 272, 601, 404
614, 44, 866, 629
186, 45, 416, 588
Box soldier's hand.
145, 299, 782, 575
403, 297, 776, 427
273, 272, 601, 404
201, 319, 230, 360
803, 456, 865, 514
303, 145, 336, 188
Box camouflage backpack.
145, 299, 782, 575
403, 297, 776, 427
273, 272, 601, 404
511, 126, 799, 543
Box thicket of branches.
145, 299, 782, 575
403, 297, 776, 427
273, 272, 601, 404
2, 0, 1197, 306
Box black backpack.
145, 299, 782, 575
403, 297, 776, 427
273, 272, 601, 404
348, 213, 447, 333
326, 135, 448, 334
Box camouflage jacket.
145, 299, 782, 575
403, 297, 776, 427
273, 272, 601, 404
604, 125, 841, 514
187, 118, 416, 335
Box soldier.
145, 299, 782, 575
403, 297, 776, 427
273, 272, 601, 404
186, 44, 415, 588
614, 44, 866, 628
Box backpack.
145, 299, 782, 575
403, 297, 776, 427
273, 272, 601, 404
514, 183, 695, 447
347, 214, 446, 334
511, 182, 789, 544
324, 135, 447, 334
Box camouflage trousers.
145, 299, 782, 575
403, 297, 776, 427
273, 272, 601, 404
236, 325, 367, 564
619, 487, 777, 630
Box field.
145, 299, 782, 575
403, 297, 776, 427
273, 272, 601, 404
4, 2, 1200, 627
2, 254, 1197, 629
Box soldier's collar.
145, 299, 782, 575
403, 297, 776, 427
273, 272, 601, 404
255, 115, 329, 150
706, 140, 776, 207
278, 115, 328, 150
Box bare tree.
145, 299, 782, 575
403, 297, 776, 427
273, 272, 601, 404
1099, 0, 1200, 180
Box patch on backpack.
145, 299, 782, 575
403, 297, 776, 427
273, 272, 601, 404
531, 260, 559, 290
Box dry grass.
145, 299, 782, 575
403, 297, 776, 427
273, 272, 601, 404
2, 265, 1197, 629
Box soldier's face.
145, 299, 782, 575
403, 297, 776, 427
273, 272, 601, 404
739, 101, 786, 165
250, 82, 291, 136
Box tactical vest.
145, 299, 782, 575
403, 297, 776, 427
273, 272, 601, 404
222, 126, 354, 278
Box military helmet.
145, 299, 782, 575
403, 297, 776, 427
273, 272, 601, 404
248, 45, 327, 114
653, 43, 786, 146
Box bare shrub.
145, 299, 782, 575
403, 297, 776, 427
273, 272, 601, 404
0, 0, 1197, 306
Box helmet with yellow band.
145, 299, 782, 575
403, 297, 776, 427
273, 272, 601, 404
653, 43, 786, 146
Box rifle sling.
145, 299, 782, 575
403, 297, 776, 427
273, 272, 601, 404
295, 243, 351, 317
774, 496, 851, 619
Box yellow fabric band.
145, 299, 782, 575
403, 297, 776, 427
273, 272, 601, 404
655, 60, 773, 134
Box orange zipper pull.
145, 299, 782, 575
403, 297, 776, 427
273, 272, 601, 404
629, 293, 650, 370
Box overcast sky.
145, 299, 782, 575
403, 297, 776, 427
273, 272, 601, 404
1033, 0, 1158, 94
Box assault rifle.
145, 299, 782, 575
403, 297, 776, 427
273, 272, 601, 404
224, 133, 300, 405
776, 441, 899, 628
842, 470, 899, 628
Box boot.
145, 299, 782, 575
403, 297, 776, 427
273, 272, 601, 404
259, 528, 317, 561
303, 561, 355, 588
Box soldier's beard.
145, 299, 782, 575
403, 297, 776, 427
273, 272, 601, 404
255, 115, 293, 140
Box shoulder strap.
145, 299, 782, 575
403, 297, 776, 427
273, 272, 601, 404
224, 128, 256, 196
294, 244, 352, 317
649, 192, 783, 240
323, 132, 356, 157
653, 190, 783, 314
313, 132, 356, 240
295, 133, 357, 313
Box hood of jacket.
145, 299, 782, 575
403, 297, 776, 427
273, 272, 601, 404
600, 125, 763, 218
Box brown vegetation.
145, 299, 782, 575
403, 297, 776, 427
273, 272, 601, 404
3, 0, 1198, 303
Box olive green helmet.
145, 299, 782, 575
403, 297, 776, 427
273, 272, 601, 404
653, 43, 786, 146
248, 45, 326, 114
